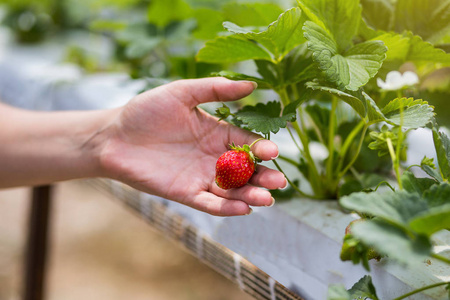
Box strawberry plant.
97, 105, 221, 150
196, 0, 450, 297
196, 0, 445, 199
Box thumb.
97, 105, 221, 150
164, 77, 257, 108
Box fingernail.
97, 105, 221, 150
270, 153, 279, 160
245, 208, 253, 215
250, 81, 258, 89
267, 197, 275, 207
278, 179, 288, 190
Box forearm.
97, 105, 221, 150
0, 103, 118, 188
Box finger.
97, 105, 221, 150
249, 165, 287, 190
190, 192, 252, 216
166, 77, 257, 108
249, 138, 279, 161
229, 136, 279, 161
210, 181, 274, 207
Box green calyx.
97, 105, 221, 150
229, 138, 264, 163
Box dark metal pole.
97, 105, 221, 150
23, 185, 53, 300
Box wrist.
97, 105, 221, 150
80, 107, 122, 180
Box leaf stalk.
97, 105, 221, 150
392, 281, 450, 300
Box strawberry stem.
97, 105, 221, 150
249, 138, 265, 149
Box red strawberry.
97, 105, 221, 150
215, 142, 261, 190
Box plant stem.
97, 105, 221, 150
286, 125, 303, 155
272, 159, 317, 199
326, 97, 338, 183
290, 83, 300, 101
291, 120, 323, 195
338, 124, 369, 178
386, 137, 403, 189
278, 154, 299, 167
336, 119, 365, 174
277, 87, 323, 197
392, 281, 450, 300
249, 137, 265, 148
277, 86, 291, 107
432, 253, 450, 265
395, 92, 405, 189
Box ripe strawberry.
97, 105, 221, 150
215, 142, 260, 190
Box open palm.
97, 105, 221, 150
101, 78, 286, 216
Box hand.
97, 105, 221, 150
100, 77, 287, 216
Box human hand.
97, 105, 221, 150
100, 77, 287, 216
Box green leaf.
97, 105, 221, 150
224, 7, 307, 58
361, 0, 450, 46
421, 156, 436, 169
116, 23, 158, 43
432, 120, 450, 180
343, 41, 388, 90
407, 34, 450, 66
328, 276, 379, 300
409, 183, 450, 234
421, 156, 443, 182
401, 171, 437, 196
327, 285, 350, 300
254, 60, 279, 87
360, 0, 395, 32
283, 99, 302, 117
370, 32, 450, 70
351, 218, 432, 266
147, 0, 192, 28
196, 36, 272, 63
222, 2, 284, 27
192, 8, 224, 40
340, 190, 427, 227
234, 101, 296, 134
305, 82, 367, 119
409, 205, 450, 235
394, 0, 450, 44
363, 92, 386, 123
303, 21, 338, 55
348, 275, 379, 300
368, 126, 401, 157
370, 32, 410, 61
304, 21, 387, 91
125, 38, 162, 59
165, 19, 197, 41
214, 103, 231, 121
281, 44, 319, 85
89, 20, 127, 32
381, 97, 435, 129
340, 182, 450, 237
297, 0, 362, 51
211, 71, 272, 89
421, 164, 444, 183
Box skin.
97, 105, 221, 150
0, 77, 287, 216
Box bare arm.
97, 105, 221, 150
0, 78, 287, 216
0, 103, 114, 187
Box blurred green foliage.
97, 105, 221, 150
0, 0, 449, 118
0, 0, 293, 78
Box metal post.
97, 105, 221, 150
23, 185, 53, 300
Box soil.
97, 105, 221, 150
0, 180, 253, 300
